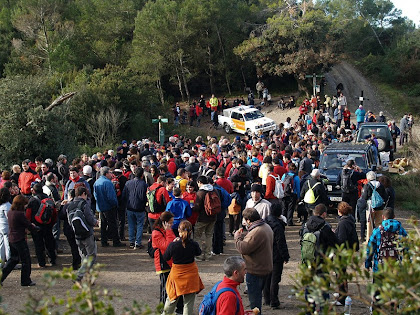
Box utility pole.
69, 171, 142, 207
305, 73, 324, 96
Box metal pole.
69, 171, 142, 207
360, 90, 364, 106
313, 73, 316, 97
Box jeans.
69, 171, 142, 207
263, 262, 284, 307
32, 225, 57, 266
127, 210, 145, 246
1, 240, 32, 285
76, 235, 97, 281
0, 232, 10, 266
247, 273, 268, 314
100, 207, 120, 244
194, 221, 215, 259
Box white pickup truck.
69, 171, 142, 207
218, 105, 277, 136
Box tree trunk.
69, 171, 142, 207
215, 25, 231, 95
156, 78, 165, 106
174, 65, 184, 101
207, 45, 215, 94
240, 66, 247, 92
179, 55, 190, 102
297, 78, 309, 97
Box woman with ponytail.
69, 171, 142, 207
152, 211, 176, 305
162, 220, 203, 315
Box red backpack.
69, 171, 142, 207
204, 190, 221, 216
34, 197, 55, 225
111, 174, 122, 197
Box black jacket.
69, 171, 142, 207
122, 178, 147, 212
335, 215, 359, 251
336, 168, 366, 193
265, 215, 290, 263
300, 177, 328, 207
301, 215, 338, 255
361, 181, 388, 210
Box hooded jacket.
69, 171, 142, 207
301, 215, 338, 257
365, 219, 407, 272
193, 184, 217, 223
335, 215, 359, 251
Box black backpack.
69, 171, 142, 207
378, 225, 400, 264
67, 200, 91, 240
341, 169, 356, 193
282, 173, 294, 196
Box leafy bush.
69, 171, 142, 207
293, 220, 420, 314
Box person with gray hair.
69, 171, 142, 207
361, 171, 388, 242
300, 169, 328, 218
207, 256, 245, 314
93, 166, 125, 247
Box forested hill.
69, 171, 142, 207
0, 0, 418, 167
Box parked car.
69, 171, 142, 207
355, 122, 394, 159
319, 143, 377, 207
218, 105, 277, 136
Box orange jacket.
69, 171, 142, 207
18, 170, 40, 195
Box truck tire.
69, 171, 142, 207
224, 124, 232, 134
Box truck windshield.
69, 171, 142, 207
320, 153, 367, 170
357, 126, 389, 141
244, 110, 264, 121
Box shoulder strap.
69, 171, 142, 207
215, 283, 240, 315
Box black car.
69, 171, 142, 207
355, 122, 393, 155
319, 143, 377, 207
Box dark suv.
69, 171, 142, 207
355, 122, 394, 158
319, 143, 377, 207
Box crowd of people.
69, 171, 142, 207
0, 92, 412, 314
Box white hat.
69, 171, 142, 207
311, 169, 320, 178
83, 165, 92, 175
182, 153, 190, 158
366, 171, 376, 181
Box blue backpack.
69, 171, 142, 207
370, 183, 384, 209
198, 281, 240, 315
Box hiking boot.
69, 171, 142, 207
129, 243, 135, 249
22, 281, 36, 287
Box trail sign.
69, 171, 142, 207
305, 73, 324, 97
152, 116, 168, 145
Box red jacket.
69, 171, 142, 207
216, 178, 234, 194
195, 105, 203, 117
343, 109, 351, 121
265, 172, 278, 200
182, 192, 197, 225
167, 159, 177, 176
18, 170, 40, 195
152, 227, 176, 272
218, 161, 233, 179
215, 276, 245, 315
273, 165, 287, 178
148, 183, 171, 220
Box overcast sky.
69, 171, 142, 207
392, 0, 420, 26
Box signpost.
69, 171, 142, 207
358, 90, 369, 106
305, 73, 324, 97
152, 116, 168, 145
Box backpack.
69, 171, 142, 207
111, 174, 122, 197
204, 190, 221, 216
147, 186, 167, 213
67, 200, 90, 240
378, 225, 400, 264
250, 165, 259, 180
269, 174, 284, 199
198, 281, 240, 315
147, 229, 164, 258
174, 178, 182, 189
341, 169, 356, 193
303, 182, 321, 204
34, 196, 55, 225
214, 185, 232, 210
282, 173, 294, 196
370, 183, 384, 209
301, 223, 325, 263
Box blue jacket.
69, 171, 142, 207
365, 219, 407, 272
355, 108, 366, 123
165, 198, 191, 229
122, 178, 148, 212
93, 176, 118, 212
